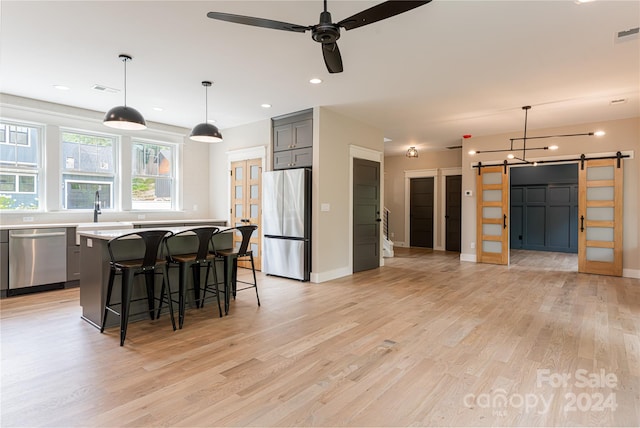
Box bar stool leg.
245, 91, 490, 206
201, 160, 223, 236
144, 271, 156, 320
120, 270, 134, 346
163, 266, 176, 331
251, 254, 260, 307
101, 267, 117, 333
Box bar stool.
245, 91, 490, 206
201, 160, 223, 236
202, 225, 260, 314
101, 230, 175, 346
157, 227, 222, 328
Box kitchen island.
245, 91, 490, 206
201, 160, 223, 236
77, 226, 232, 328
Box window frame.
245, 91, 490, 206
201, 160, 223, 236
60, 128, 119, 211
131, 139, 177, 211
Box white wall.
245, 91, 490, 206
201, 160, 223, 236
312, 107, 384, 282
460, 116, 639, 278
0, 94, 214, 225
207, 119, 270, 222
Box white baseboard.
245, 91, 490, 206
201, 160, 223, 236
394, 241, 408, 247
460, 253, 477, 262
310, 266, 352, 283
623, 268, 640, 279
434, 245, 445, 251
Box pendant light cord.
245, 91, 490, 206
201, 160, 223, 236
522, 106, 530, 161
204, 84, 208, 123
123, 57, 127, 107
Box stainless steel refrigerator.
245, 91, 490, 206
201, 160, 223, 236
262, 168, 311, 281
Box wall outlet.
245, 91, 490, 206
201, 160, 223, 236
470, 242, 476, 249
138, 214, 146, 220
321, 203, 330, 212
87, 238, 93, 248
22, 216, 34, 222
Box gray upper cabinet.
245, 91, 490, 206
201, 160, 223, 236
272, 109, 313, 170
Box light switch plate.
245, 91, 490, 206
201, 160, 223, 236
321, 203, 330, 212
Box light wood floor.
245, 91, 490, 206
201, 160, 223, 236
1, 248, 639, 427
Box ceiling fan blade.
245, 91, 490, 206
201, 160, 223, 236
322, 42, 343, 74
337, 0, 432, 31
207, 12, 310, 33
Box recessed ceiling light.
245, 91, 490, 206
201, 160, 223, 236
207, 119, 217, 124
261, 103, 272, 108
152, 107, 163, 112
548, 145, 559, 150
507, 154, 515, 159
53, 84, 70, 91
594, 130, 606, 136
309, 78, 322, 84
383, 137, 392, 143
468, 150, 477, 155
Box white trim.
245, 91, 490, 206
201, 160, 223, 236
460, 253, 477, 262
404, 168, 438, 249
623, 269, 640, 279
349, 144, 384, 273
311, 266, 352, 283
226, 145, 266, 163
394, 241, 408, 248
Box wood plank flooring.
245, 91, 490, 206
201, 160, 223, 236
1, 248, 639, 427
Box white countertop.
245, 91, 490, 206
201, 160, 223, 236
77, 225, 231, 241
0, 219, 227, 231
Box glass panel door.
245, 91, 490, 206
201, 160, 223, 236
578, 159, 623, 276
230, 159, 262, 270
476, 165, 509, 265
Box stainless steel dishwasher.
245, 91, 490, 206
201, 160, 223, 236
8, 228, 67, 293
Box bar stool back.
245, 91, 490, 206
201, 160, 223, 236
203, 225, 260, 314
158, 227, 222, 328
100, 230, 175, 346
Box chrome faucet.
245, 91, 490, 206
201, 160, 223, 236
93, 190, 101, 222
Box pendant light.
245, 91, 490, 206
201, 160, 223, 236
190, 81, 223, 143
467, 105, 605, 163
406, 146, 418, 158
103, 54, 147, 130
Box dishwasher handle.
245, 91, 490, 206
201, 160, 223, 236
9, 232, 67, 239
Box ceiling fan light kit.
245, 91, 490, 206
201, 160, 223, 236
467, 105, 604, 164
206, 0, 432, 74
103, 54, 147, 130
190, 81, 223, 143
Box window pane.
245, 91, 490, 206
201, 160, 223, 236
63, 180, 112, 210
0, 174, 16, 192
0, 123, 39, 168
18, 175, 35, 193
0, 121, 41, 210
131, 177, 172, 210
62, 131, 115, 173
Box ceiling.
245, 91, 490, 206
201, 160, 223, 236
1, 1, 638, 156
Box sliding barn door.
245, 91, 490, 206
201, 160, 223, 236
578, 159, 623, 276
476, 165, 509, 265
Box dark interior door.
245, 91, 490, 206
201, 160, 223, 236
445, 175, 462, 252
410, 177, 434, 248
353, 158, 381, 272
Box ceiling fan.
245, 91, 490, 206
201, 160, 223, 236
207, 0, 432, 74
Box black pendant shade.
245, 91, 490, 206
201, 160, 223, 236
190, 81, 223, 143
190, 122, 223, 143
104, 105, 146, 130
103, 54, 147, 130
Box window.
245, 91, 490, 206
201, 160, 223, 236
132, 141, 175, 210
61, 130, 116, 209
0, 121, 41, 210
